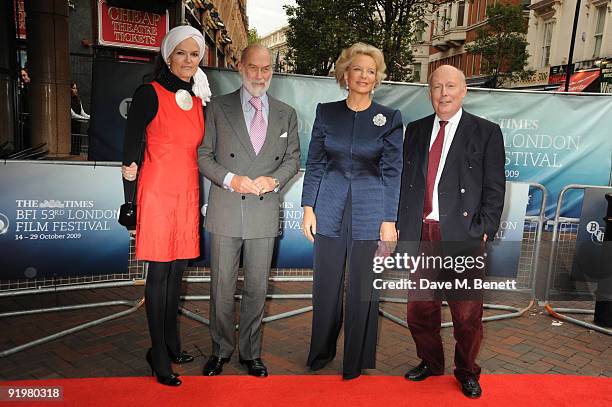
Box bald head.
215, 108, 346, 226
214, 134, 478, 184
428, 65, 467, 121
240, 44, 272, 65
428, 65, 466, 87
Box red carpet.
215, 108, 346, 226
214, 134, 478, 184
1, 375, 611, 406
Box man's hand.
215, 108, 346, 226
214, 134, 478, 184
302, 206, 316, 242
253, 176, 277, 194
230, 175, 261, 195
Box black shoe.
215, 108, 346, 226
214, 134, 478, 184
459, 377, 482, 399
404, 361, 442, 381
342, 371, 361, 380
146, 348, 182, 386
239, 358, 268, 377
168, 346, 195, 364
203, 355, 230, 376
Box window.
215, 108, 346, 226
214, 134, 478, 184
541, 21, 554, 67
457, 1, 465, 26
593, 5, 606, 58
443, 8, 448, 31
415, 22, 426, 42
413, 63, 422, 82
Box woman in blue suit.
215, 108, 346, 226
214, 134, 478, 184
301, 42, 403, 379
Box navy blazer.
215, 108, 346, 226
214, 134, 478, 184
301, 100, 403, 240
397, 111, 506, 242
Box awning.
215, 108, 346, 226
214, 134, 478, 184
556, 70, 600, 92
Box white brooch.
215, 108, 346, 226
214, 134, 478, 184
175, 89, 193, 111
373, 113, 386, 126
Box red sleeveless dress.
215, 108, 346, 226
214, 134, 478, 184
136, 81, 204, 261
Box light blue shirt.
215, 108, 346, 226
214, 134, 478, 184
223, 87, 271, 191
240, 86, 269, 127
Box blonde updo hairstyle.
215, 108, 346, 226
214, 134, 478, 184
334, 42, 387, 89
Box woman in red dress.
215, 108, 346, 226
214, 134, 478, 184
121, 26, 211, 386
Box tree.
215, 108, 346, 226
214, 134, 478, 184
284, 0, 368, 77
248, 28, 260, 45
284, 0, 446, 81
465, 3, 534, 88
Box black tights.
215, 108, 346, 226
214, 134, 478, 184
145, 259, 188, 376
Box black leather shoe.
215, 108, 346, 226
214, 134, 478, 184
404, 361, 442, 381
168, 348, 195, 364
203, 355, 230, 376
342, 371, 361, 380
459, 377, 482, 398
239, 358, 268, 377
155, 373, 182, 386
146, 349, 182, 386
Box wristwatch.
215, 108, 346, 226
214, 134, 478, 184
272, 177, 280, 192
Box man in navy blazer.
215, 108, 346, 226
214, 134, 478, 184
397, 65, 505, 398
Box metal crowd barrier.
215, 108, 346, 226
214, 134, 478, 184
0, 175, 555, 355
71, 118, 90, 155
543, 184, 612, 335
0, 232, 145, 357
180, 266, 314, 327
379, 181, 547, 329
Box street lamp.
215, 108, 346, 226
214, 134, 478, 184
564, 0, 582, 92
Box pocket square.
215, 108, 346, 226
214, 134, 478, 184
280, 132, 288, 138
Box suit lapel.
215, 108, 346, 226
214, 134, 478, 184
440, 111, 474, 181
221, 89, 257, 160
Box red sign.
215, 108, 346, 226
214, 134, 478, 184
555, 70, 600, 93
97, 0, 169, 51
15, 0, 26, 39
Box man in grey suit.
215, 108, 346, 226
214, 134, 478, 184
198, 44, 300, 377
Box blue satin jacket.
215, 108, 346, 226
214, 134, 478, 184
301, 100, 404, 240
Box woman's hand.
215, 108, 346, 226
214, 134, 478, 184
379, 221, 398, 242
302, 206, 317, 242
122, 162, 138, 181
376, 221, 398, 258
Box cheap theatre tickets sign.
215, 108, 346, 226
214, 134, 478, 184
97, 0, 169, 51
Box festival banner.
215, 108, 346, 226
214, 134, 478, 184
0, 161, 129, 281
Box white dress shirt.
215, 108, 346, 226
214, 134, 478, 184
425, 108, 463, 221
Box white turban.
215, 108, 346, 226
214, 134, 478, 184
160, 25, 212, 105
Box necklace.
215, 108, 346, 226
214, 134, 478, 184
346, 98, 371, 112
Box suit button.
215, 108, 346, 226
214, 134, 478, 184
409, 184, 413, 188
275, 156, 279, 161
407, 160, 411, 165
241, 196, 246, 200
462, 211, 468, 217
230, 153, 235, 158
460, 188, 465, 193
259, 196, 264, 201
